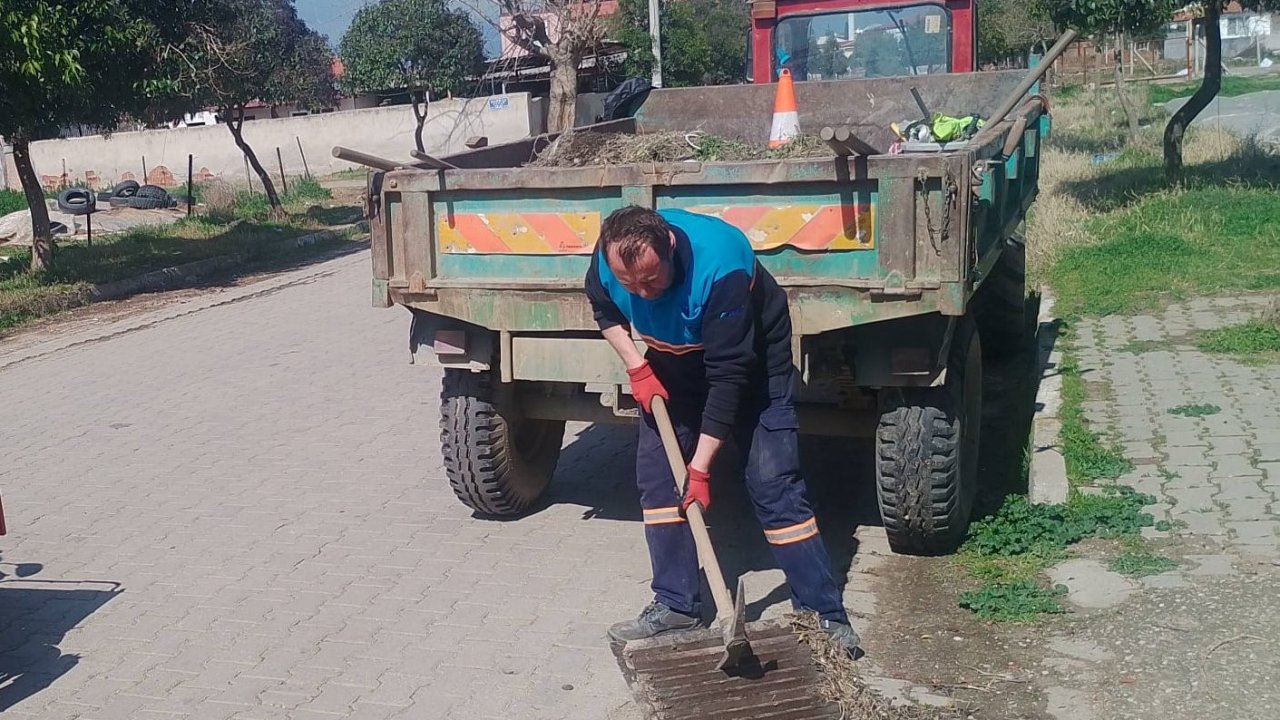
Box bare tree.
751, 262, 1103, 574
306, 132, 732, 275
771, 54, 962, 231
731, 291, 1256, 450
468, 0, 609, 132
170, 0, 336, 215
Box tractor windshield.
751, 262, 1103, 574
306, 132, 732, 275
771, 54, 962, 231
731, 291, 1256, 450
773, 3, 950, 81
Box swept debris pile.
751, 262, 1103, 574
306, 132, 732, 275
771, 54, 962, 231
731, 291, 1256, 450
529, 130, 830, 167
788, 613, 963, 720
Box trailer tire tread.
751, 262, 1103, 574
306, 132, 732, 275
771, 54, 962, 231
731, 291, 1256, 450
440, 369, 563, 517
874, 317, 981, 555
876, 400, 962, 553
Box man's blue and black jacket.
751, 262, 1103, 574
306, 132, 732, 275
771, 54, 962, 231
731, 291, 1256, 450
584, 209, 793, 439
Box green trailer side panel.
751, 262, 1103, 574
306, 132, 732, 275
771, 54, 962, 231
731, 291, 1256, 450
430, 181, 884, 283
656, 182, 883, 281
439, 254, 592, 282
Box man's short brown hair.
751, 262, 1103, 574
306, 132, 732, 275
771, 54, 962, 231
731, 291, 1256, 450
598, 206, 671, 266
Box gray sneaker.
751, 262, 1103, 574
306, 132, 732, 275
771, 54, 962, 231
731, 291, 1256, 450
608, 602, 700, 642
819, 618, 862, 657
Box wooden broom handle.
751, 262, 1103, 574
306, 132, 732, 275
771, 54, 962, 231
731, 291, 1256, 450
649, 395, 735, 619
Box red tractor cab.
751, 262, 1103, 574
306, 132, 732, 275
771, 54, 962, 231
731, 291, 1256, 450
748, 0, 976, 83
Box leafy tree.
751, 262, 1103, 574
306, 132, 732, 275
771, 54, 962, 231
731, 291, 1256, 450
899, 20, 948, 73
614, 0, 750, 87
1163, 1, 1280, 177
829, 44, 849, 78
0, 0, 196, 270
178, 0, 337, 214
339, 0, 484, 153
852, 29, 907, 78
1049, 0, 1177, 143
1053, 0, 1280, 175
977, 0, 1055, 66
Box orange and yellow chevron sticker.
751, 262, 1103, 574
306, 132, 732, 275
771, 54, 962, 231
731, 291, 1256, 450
438, 212, 601, 254
436, 204, 873, 254
689, 204, 874, 251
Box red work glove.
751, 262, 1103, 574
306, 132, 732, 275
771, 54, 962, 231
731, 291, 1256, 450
626, 361, 669, 415
681, 466, 711, 515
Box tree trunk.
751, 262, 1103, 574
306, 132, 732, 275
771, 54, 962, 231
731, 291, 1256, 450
13, 138, 54, 272
411, 92, 428, 153
1113, 42, 1140, 143
224, 107, 284, 216
1164, 4, 1222, 179
547, 51, 580, 133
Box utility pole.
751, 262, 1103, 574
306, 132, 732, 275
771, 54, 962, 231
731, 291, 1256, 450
649, 0, 663, 87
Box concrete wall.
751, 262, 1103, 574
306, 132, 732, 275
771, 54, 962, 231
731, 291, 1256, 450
10, 93, 547, 191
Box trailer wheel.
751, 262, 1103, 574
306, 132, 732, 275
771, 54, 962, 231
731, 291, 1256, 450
974, 235, 1027, 360
875, 317, 982, 555
440, 369, 565, 517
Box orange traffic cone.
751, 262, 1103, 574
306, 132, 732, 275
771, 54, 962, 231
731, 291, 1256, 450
768, 69, 800, 149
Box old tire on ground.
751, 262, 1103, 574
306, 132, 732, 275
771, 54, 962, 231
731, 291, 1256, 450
134, 184, 168, 200
973, 235, 1027, 360
108, 196, 132, 208
440, 368, 565, 517
56, 188, 95, 215
126, 194, 170, 210
874, 316, 982, 555
111, 180, 140, 197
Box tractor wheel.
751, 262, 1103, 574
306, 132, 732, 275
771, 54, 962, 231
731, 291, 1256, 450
440, 369, 564, 517
874, 316, 982, 555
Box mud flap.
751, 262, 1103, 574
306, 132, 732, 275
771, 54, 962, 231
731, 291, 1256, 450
611, 618, 838, 719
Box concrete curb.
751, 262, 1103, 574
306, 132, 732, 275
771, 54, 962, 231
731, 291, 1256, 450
88, 228, 350, 302
1029, 286, 1069, 505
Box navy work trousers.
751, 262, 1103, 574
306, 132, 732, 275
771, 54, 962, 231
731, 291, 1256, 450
634, 369, 847, 622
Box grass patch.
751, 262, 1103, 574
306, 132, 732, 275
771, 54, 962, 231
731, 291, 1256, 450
1059, 354, 1134, 486
204, 181, 336, 224
1047, 188, 1280, 318
1120, 339, 1166, 354
1109, 548, 1179, 577
955, 487, 1165, 620
1148, 74, 1280, 105
958, 581, 1067, 622
1196, 320, 1280, 362
0, 189, 27, 216
1168, 403, 1221, 418
0, 184, 359, 333
1027, 85, 1280, 300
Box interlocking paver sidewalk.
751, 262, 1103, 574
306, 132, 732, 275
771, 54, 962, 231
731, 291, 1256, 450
1073, 295, 1280, 559
0, 253, 881, 719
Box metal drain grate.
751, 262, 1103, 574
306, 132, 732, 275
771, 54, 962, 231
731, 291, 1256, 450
613, 619, 840, 720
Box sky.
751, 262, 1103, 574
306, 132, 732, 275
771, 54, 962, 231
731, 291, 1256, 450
295, 0, 363, 45
295, 0, 501, 54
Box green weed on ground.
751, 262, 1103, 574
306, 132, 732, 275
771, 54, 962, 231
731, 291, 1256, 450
1148, 74, 1280, 105
206, 180, 334, 224
1110, 548, 1179, 577
955, 488, 1168, 621
1168, 403, 1221, 418
1048, 188, 1280, 318
0, 189, 26, 216
0, 184, 356, 334
1196, 320, 1280, 363
959, 581, 1067, 621
1120, 339, 1167, 354
1059, 354, 1134, 486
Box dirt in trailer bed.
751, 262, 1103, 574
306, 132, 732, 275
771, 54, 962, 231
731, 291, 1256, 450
528, 130, 832, 167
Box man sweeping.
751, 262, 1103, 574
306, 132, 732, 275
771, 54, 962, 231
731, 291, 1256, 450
585, 206, 861, 655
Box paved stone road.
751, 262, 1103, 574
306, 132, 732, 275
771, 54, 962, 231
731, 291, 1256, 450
1073, 295, 1280, 559
0, 252, 884, 719
1167, 88, 1280, 146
